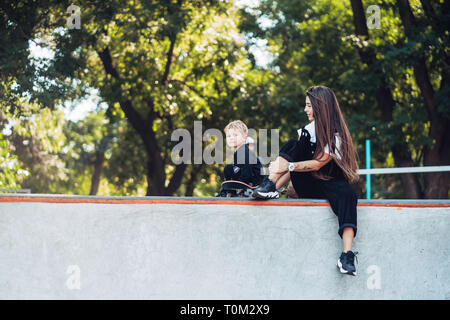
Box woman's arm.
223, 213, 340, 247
292, 152, 333, 172
269, 152, 333, 174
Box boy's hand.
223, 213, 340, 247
269, 157, 289, 174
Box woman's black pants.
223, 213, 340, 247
279, 139, 358, 238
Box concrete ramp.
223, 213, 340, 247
0, 194, 449, 299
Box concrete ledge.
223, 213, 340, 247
1, 193, 449, 207
0, 195, 449, 299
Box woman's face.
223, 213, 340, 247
304, 96, 314, 121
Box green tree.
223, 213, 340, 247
0, 0, 79, 112
5, 104, 67, 192
0, 132, 26, 190
239, 0, 449, 198
46, 0, 260, 195
59, 109, 118, 195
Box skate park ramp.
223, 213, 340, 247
0, 194, 449, 300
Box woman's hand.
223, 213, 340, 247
269, 157, 289, 174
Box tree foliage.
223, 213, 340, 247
0, 0, 448, 198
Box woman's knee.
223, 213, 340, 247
346, 185, 358, 203
337, 181, 358, 201
278, 139, 299, 161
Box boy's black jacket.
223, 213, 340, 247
224, 143, 263, 186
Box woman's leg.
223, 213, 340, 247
275, 171, 290, 190
342, 227, 354, 253
252, 155, 289, 199
320, 179, 358, 275
320, 179, 358, 240
265, 137, 311, 185
268, 156, 289, 184
267, 138, 300, 184
252, 139, 305, 199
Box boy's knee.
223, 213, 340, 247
224, 164, 236, 180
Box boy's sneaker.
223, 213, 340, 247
337, 251, 358, 276
218, 189, 228, 197
251, 177, 279, 199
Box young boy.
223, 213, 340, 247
218, 120, 263, 196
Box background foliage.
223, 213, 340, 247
0, 0, 448, 198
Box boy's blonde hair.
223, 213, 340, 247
224, 120, 248, 136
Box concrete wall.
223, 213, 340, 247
0, 195, 449, 299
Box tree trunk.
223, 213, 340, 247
396, 0, 449, 198
89, 151, 104, 195
97, 47, 187, 196
350, 0, 422, 198
185, 165, 202, 196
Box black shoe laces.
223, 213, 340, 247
348, 251, 358, 265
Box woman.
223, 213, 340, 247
252, 85, 360, 276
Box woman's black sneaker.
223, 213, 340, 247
251, 177, 279, 199
337, 251, 358, 276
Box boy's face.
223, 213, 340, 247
226, 128, 247, 149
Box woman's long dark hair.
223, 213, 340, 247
306, 86, 359, 183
